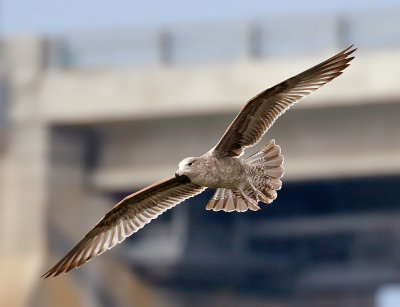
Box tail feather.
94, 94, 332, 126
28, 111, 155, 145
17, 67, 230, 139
205, 139, 284, 212
247, 139, 284, 204
206, 188, 260, 212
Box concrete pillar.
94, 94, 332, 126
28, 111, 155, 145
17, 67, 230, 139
0, 37, 48, 307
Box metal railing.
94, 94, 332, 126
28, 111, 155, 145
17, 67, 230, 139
45, 9, 400, 69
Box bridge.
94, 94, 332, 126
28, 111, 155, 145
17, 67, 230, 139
1, 9, 400, 306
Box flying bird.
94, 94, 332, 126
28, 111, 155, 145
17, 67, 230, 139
42, 45, 356, 278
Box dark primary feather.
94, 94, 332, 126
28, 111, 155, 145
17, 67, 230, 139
42, 175, 205, 278
212, 45, 356, 158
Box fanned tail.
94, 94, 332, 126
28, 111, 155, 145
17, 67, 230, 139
245, 139, 284, 204
206, 188, 260, 212
206, 139, 284, 212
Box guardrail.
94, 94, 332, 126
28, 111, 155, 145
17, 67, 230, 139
42, 9, 400, 69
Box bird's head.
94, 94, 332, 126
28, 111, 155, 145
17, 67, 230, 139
175, 156, 207, 183
176, 157, 198, 177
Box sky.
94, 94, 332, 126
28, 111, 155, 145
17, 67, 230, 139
1, 0, 399, 35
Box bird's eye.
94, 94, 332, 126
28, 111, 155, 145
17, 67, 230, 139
188, 162, 193, 166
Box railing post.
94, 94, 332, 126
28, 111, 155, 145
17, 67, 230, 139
248, 22, 262, 59
159, 29, 172, 64
337, 15, 351, 48
0, 41, 8, 153
46, 37, 73, 69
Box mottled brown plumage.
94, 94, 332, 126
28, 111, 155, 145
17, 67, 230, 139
42, 176, 205, 278
43, 45, 356, 278
213, 45, 356, 158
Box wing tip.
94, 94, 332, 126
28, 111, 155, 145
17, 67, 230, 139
343, 45, 357, 58
41, 263, 67, 278
343, 44, 356, 53
41, 272, 50, 279
41, 258, 84, 279
41, 264, 59, 279
41, 268, 62, 279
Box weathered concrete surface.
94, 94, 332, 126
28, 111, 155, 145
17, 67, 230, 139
0, 37, 47, 307
91, 101, 400, 189
38, 48, 400, 123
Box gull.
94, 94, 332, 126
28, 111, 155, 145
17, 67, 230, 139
42, 45, 356, 278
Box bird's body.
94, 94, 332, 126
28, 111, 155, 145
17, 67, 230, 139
178, 154, 247, 189
43, 45, 356, 278
177, 140, 284, 211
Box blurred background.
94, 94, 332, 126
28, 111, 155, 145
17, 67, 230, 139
0, 0, 400, 306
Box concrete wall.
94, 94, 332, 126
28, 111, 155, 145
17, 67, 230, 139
38, 48, 400, 124
34, 44, 400, 187
91, 101, 400, 190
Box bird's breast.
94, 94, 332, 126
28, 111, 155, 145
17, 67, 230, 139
197, 157, 246, 189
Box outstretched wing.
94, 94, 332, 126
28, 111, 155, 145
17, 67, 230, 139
42, 175, 205, 278
212, 45, 356, 158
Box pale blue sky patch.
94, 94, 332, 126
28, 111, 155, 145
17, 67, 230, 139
1, 0, 399, 35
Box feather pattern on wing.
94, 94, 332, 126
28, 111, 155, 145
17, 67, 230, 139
212, 45, 356, 158
42, 176, 205, 278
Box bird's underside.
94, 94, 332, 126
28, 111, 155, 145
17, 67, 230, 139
42, 45, 356, 278
205, 139, 285, 212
